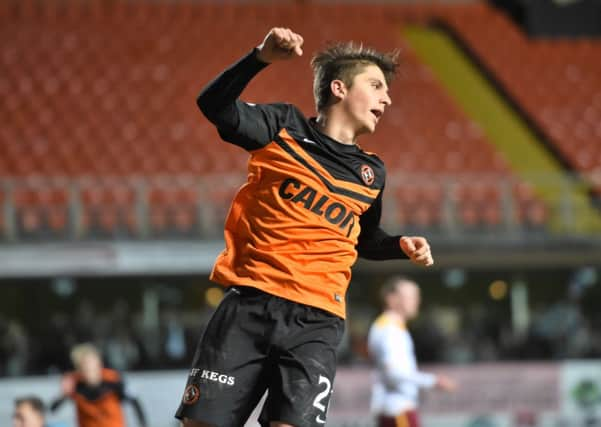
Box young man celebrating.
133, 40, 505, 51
177, 28, 434, 427
368, 277, 456, 427
50, 343, 146, 427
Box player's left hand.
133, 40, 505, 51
400, 236, 434, 267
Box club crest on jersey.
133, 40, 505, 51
360, 165, 375, 186
182, 384, 200, 405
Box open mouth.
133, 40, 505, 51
371, 109, 383, 120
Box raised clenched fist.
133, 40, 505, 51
256, 27, 304, 63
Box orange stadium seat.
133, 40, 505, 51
147, 183, 199, 237
79, 182, 138, 238
12, 185, 70, 238
452, 181, 505, 230
0, 0, 563, 235
440, 3, 601, 196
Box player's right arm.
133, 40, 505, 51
255, 27, 303, 63
49, 373, 76, 411
196, 28, 303, 151
377, 326, 456, 391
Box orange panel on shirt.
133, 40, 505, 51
210, 128, 381, 318
71, 369, 125, 427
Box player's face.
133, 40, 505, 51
342, 64, 391, 135
12, 403, 44, 427
397, 283, 421, 320
79, 352, 103, 385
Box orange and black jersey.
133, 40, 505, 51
198, 49, 408, 318
50, 369, 146, 427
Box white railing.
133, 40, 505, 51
0, 172, 599, 243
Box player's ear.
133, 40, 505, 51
330, 79, 347, 101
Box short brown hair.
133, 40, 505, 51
14, 396, 45, 414
311, 42, 399, 112
379, 276, 415, 306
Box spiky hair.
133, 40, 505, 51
311, 42, 399, 112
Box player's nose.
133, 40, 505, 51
381, 92, 391, 106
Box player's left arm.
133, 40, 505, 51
123, 396, 147, 427
116, 380, 148, 427
356, 192, 433, 266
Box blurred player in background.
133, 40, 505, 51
50, 343, 146, 427
177, 26, 435, 427
368, 277, 456, 427
12, 396, 46, 427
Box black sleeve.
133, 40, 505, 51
49, 396, 68, 412
356, 191, 409, 260
123, 395, 148, 427
115, 378, 147, 427
197, 48, 290, 151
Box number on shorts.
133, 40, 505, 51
312, 375, 332, 412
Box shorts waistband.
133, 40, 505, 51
226, 285, 341, 320
227, 285, 268, 297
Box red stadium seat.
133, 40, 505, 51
443, 4, 601, 178
12, 186, 70, 238
0, 0, 568, 235
147, 183, 199, 237
80, 183, 138, 237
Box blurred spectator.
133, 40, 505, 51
368, 277, 457, 426
530, 293, 590, 359
1, 282, 600, 377
161, 309, 187, 367
103, 300, 141, 371
104, 329, 141, 372
12, 396, 45, 427
35, 313, 74, 374
2, 320, 29, 376
73, 301, 97, 344
50, 343, 147, 427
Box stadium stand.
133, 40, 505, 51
441, 3, 601, 196
3, 0, 594, 239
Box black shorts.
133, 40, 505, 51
175, 286, 345, 427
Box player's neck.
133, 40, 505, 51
385, 309, 406, 325
315, 113, 357, 146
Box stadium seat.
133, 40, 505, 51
0, 0, 564, 236
79, 183, 138, 238
442, 3, 601, 195
147, 183, 199, 238
12, 186, 70, 239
